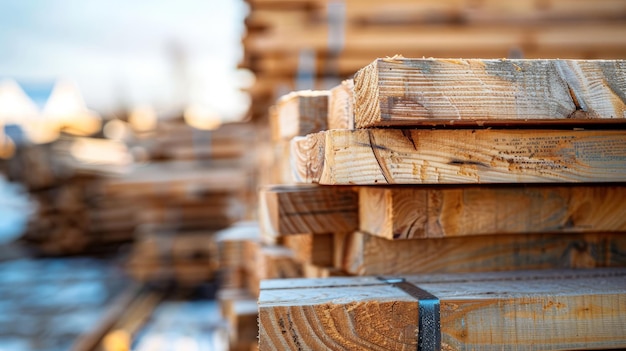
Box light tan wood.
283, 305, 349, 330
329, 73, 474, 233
292, 129, 626, 184
248, 0, 626, 26
244, 239, 303, 296
216, 221, 261, 269
259, 185, 358, 239
246, 22, 626, 59
341, 231, 626, 275
103, 162, 248, 197
272, 90, 329, 141
228, 299, 259, 345
259, 268, 626, 351
345, 0, 626, 25
360, 185, 626, 239
328, 80, 355, 130
353, 58, 626, 128
283, 233, 334, 267
302, 263, 348, 278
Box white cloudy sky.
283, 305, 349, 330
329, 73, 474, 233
0, 0, 249, 120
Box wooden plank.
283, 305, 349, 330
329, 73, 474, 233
353, 58, 626, 128
259, 268, 626, 351
360, 184, 626, 240
283, 233, 334, 267
341, 231, 626, 275
271, 90, 329, 141
302, 263, 348, 278
327, 80, 355, 130
216, 221, 261, 269
245, 22, 626, 59
259, 185, 358, 238
291, 129, 626, 184
345, 0, 626, 25
103, 162, 248, 197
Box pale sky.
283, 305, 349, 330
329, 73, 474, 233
0, 0, 249, 120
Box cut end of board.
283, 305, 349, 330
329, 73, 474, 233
354, 59, 383, 129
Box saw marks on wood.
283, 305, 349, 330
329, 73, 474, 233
359, 185, 626, 239
353, 58, 626, 128
259, 185, 358, 238
259, 268, 626, 351
272, 90, 329, 141
292, 129, 626, 184
341, 231, 626, 275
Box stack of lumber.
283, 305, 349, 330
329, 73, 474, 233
215, 221, 302, 351
5, 143, 136, 255
241, 0, 626, 120
257, 57, 626, 349
259, 268, 626, 350
138, 118, 257, 162
111, 160, 250, 285
125, 228, 220, 287
216, 221, 277, 351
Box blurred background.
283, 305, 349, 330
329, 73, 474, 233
0, 0, 624, 350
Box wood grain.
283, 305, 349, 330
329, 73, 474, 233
341, 231, 626, 275
353, 58, 626, 128
259, 268, 626, 351
272, 90, 329, 141
327, 80, 354, 130
283, 233, 334, 267
259, 185, 358, 238
360, 184, 626, 239
292, 129, 626, 184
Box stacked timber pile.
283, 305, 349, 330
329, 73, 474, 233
113, 157, 252, 287
137, 118, 256, 162
6, 142, 136, 255
215, 221, 296, 351
257, 57, 626, 350
259, 268, 626, 350
241, 0, 626, 120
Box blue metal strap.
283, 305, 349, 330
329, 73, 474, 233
378, 277, 441, 351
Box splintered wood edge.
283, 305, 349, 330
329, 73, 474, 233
354, 59, 382, 129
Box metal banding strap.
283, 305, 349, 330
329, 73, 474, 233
378, 277, 441, 351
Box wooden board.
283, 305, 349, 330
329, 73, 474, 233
283, 233, 334, 267
244, 240, 303, 296
291, 129, 626, 184
302, 263, 348, 279
328, 80, 354, 130
259, 185, 358, 238
272, 90, 329, 141
360, 184, 626, 239
216, 221, 261, 269
259, 268, 626, 351
246, 22, 626, 59
103, 162, 248, 197
345, 0, 626, 25
353, 58, 626, 128
341, 231, 626, 275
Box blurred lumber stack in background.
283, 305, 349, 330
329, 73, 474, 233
241, 0, 626, 122
113, 118, 260, 287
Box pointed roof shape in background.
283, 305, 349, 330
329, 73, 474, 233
0, 79, 40, 124
43, 80, 101, 136
0, 79, 59, 145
